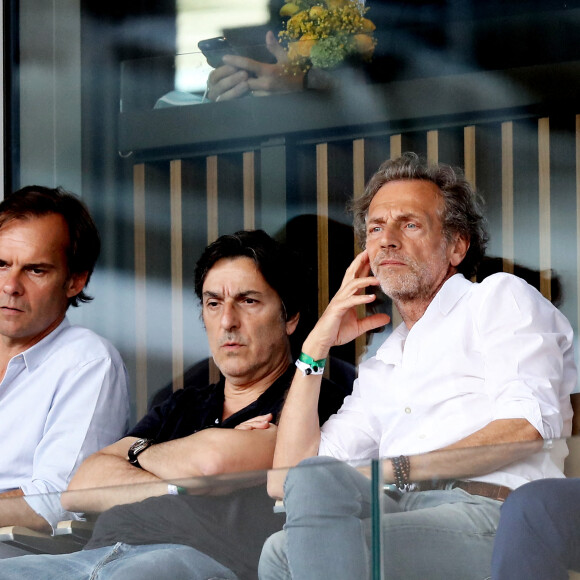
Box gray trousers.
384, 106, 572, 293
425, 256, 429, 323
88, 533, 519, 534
259, 457, 501, 580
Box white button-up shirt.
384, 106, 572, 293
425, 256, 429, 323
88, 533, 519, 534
0, 318, 130, 527
319, 273, 576, 490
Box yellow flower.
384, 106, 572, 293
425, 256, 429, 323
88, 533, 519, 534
288, 34, 317, 59
353, 33, 375, 56
309, 6, 327, 19
360, 18, 376, 32
280, 2, 300, 17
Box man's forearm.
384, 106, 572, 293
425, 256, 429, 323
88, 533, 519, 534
138, 425, 278, 480
273, 369, 323, 470
63, 444, 163, 512
61, 479, 170, 514
0, 490, 51, 532
67, 450, 160, 492
391, 419, 543, 484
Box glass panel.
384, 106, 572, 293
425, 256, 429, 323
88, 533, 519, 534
0, 438, 577, 577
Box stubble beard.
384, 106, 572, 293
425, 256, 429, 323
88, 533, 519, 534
371, 248, 447, 303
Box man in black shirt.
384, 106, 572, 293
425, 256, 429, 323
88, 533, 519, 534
0, 230, 351, 579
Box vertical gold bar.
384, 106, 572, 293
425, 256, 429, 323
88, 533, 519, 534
464, 126, 476, 188
390, 134, 402, 159
501, 122, 515, 274
206, 155, 220, 384
538, 117, 551, 301
427, 130, 438, 164
353, 139, 366, 362
170, 160, 184, 392
134, 164, 148, 419
317, 143, 329, 316
207, 155, 219, 244
243, 151, 255, 230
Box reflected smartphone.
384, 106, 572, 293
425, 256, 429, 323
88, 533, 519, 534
198, 36, 276, 68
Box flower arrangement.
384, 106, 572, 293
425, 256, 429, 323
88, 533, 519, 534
278, 0, 376, 72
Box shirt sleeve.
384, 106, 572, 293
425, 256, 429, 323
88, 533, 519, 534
475, 274, 576, 439
22, 355, 130, 529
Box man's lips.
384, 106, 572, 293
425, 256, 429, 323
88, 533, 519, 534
0, 305, 25, 314
220, 340, 246, 349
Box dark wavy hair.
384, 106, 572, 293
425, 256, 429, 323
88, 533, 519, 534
194, 229, 300, 322
0, 185, 100, 307
351, 152, 489, 278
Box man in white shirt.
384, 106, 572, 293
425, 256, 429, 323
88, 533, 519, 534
259, 152, 576, 580
0, 186, 129, 543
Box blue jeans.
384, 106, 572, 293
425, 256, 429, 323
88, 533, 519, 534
0, 542, 239, 580
259, 457, 501, 580
492, 478, 580, 580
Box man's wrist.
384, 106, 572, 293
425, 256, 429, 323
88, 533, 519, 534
127, 438, 156, 469
301, 340, 329, 362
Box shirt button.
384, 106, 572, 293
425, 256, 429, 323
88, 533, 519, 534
404, 407, 411, 414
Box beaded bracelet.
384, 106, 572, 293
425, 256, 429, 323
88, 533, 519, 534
295, 352, 326, 376
391, 455, 411, 490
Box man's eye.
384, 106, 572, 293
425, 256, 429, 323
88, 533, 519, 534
369, 226, 381, 234
405, 223, 418, 229
206, 301, 219, 308
243, 298, 257, 305
31, 269, 45, 275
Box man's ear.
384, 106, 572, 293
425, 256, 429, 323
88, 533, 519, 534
285, 312, 300, 336
66, 271, 89, 299
449, 235, 470, 268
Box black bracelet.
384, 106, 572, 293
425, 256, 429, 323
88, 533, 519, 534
391, 455, 411, 490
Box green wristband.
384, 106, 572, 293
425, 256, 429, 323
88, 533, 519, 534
296, 352, 327, 376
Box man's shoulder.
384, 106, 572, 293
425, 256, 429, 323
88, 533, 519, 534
34, 321, 123, 366
472, 271, 551, 305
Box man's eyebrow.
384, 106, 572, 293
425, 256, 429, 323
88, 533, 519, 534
202, 290, 263, 299
368, 212, 423, 224
24, 262, 56, 269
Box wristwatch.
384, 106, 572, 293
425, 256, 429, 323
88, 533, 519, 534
127, 438, 155, 468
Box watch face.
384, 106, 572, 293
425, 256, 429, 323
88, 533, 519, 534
128, 438, 154, 464
131, 438, 150, 454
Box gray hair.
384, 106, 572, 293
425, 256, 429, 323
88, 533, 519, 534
351, 152, 489, 278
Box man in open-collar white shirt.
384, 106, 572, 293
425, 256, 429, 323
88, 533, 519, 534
259, 153, 576, 580
0, 186, 129, 542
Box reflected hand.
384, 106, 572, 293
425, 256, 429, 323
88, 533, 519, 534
207, 31, 303, 101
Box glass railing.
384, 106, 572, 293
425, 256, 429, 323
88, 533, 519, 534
0, 437, 576, 578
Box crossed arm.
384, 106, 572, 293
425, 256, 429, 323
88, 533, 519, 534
63, 414, 276, 513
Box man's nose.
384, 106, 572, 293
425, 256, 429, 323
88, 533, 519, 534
379, 224, 401, 249
220, 302, 239, 330
1, 270, 24, 296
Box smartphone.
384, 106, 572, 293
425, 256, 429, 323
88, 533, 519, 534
198, 37, 237, 68
198, 36, 276, 69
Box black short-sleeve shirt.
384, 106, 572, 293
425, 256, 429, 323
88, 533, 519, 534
84, 364, 351, 579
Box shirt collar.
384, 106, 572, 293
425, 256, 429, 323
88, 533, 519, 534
434, 273, 472, 316
20, 317, 70, 371
375, 274, 472, 364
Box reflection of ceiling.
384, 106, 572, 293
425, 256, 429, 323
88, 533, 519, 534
177, 0, 268, 54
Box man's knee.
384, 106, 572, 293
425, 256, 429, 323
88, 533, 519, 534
285, 456, 359, 497
258, 530, 290, 580
501, 479, 557, 524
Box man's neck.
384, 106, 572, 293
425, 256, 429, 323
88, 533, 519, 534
395, 270, 456, 330
222, 357, 290, 420
0, 316, 64, 383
